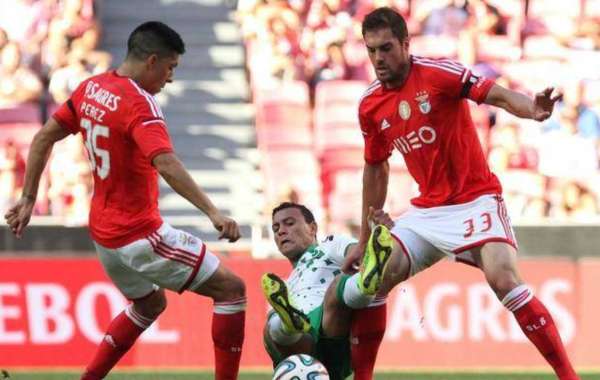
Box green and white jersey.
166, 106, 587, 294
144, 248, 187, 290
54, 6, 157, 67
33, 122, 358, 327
286, 235, 356, 314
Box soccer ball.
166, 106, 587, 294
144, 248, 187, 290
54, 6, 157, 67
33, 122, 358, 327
272, 354, 330, 380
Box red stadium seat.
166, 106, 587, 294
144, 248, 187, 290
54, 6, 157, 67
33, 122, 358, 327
260, 148, 323, 215
477, 35, 521, 62
410, 35, 458, 59
0, 103, 41, 123
254, 80, 310, 107
0, 123, 42, 148
314, 126, 363, 153
255, 123, 313, 149
314, 80, 368, 109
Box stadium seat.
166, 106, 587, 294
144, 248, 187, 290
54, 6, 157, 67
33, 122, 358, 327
314, 126, 363, 153
314, 80, 367, 109
477, 35, 521, 62
410, 35, 458, 59
255, 123, 313, 149
254, 80, 310, 107
0, 123, 42, 148
0, 103, 41, 123
260, 148, 323, 217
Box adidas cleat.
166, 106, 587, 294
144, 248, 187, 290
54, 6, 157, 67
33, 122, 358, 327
261, 273, 310, 334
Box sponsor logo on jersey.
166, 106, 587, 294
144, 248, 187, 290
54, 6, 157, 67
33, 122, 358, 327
399, 100, 411, 120
392, 126, 437, 154
415, 91, 431, 114
381, 118, 391, 131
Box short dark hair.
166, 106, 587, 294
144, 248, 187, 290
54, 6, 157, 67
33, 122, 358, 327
126, 21, 185, 60
272, 202, 315, 224
362, 7, 408, 41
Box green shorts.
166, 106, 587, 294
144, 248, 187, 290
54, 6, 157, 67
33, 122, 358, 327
264, 305, 352, 380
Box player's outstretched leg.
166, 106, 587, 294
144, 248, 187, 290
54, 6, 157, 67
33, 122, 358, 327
262, 273, 310, 334
359, 224, 393, 296
81, 290, 166, 380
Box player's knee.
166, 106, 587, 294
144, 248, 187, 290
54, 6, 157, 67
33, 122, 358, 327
486, 271, 520, 299
222, 273, 246, 301
134, 290, 167, 319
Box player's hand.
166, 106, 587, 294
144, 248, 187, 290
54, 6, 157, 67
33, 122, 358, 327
4, 197, 35, 239
342, 243, 364, 274
368, 207, 395, 229
209, 212, 241, 242
533, 87, 563, 121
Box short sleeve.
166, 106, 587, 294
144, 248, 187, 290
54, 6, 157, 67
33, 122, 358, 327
426, 58, 495, 104
360, 106, 391, 164
130, 120, 174, 161
52, 99, 80, 135
320, 234, 357, 265
128, 94, 173, 161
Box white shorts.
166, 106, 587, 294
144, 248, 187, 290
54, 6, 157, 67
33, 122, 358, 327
390, 194, 517, 278
94, 222, 220, 300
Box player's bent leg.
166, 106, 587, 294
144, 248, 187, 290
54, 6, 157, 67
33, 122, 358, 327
262, 273, 311, 334
193, 264, 246, 380
324, 276, 386, 380
81, 289, 166, 380
264, 312, 314, 358
321, 276, 352, 338
378, 243, 410, 296
480, 242, 579, 380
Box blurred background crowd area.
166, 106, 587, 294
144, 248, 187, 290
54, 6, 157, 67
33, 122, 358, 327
1, 0, 600, 232
237, 0, 600, 233
0, 0, 106, 225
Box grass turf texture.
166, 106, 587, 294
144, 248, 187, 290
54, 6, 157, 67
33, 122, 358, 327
2, 371, 599, 380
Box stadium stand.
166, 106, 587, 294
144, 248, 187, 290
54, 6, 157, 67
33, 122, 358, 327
0, 0, 265, 246
238, 0, 600, 233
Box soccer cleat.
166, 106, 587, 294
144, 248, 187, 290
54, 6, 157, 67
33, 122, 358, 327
359, 224, 393, 296
261, 273, 310, 334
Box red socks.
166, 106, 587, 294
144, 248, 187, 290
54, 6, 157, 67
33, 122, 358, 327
81, 306, 152, 379
350, 301, 387, 380
504, 286, 578, 380
212, 298, 246, 380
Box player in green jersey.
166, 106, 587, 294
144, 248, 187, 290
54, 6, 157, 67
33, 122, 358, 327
261, 202, 392, 380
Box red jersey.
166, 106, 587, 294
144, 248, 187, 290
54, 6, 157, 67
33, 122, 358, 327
52, 70, 174, 248
359, 55, 502, 208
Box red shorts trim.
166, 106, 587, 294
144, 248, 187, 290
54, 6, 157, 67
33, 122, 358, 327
178, 244, 207, 293
452, 237, 517, 254
391, 232, 412, 276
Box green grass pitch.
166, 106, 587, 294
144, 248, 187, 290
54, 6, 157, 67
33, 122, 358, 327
2, 371, 599, 380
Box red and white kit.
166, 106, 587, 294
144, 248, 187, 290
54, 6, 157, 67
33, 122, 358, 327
360, 56, 516, 274
53, 71, 219, 298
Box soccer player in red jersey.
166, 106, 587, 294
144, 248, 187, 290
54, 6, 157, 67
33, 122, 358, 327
4, 22, 246, 380
342, 7, 579, 379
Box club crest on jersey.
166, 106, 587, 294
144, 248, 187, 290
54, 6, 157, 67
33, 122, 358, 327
398, 100, 411, 120
415, 91, 431, 114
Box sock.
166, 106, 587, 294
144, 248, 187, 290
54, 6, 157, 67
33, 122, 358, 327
504, 286, 578, 380
212, 297, 246, 380
268, 313, 302, 345
81, 304, 154, 380
337, 274, 374, 309
350, 300, 387, 380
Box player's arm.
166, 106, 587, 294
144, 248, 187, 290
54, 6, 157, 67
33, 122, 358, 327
4, 118, 70, 237
342, 160, 389, 272
484, 84, 563, 122
152, 152, 240, 242
359, 160, 390, 244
